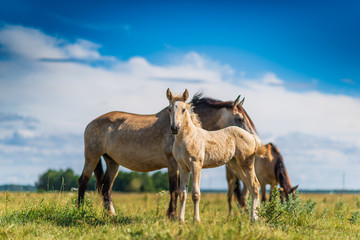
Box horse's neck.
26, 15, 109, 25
177, 111, 199, 139
275, 159, 292, 192
195, 107, 222, 130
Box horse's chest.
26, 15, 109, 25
173, 140, 202, 161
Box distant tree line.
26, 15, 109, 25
0, 185, 36, 192
35, 168, 169, 192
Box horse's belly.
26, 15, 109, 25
107, 147, 168, 172
202, 149, 234, 169
202, 160, 226, 169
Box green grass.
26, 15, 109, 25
0, 191, 359, 239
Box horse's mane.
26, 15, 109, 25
187, 102, 202, 128
272, 143, 292, 193
191, 92, 257, 132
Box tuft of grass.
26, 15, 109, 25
258, 189, 316, 230
348, 211, 360, 224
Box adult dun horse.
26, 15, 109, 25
227, 143, 298, 212
78, 90, 260, 219
167, 89, 266, 223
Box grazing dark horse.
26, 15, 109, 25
227, 142, 298, 212
78, 91, 262, 219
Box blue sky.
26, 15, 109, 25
1, 0, 359, 94
0, 1, 360, 189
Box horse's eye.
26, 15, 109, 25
236, 116, 244, 122
182, 109, 185, 114
168, 108, 171, 112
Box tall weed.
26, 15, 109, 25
258, 189, 316, 229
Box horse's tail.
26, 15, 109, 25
94, 159, 104, 192
252, 134, 267, 157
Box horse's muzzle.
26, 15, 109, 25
171, 125, 179, 135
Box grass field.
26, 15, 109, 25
0, 191, 359, 239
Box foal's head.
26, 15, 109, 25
166, 88, 201, 134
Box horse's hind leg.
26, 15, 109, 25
94, 160, 105, 192
167, 156, 179, 220
229, 155, 260, 221
102, 154, 119, 215
78, 152, 101, 206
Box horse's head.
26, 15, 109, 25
279, 185, 299, 201
191, 93, 256, 134
228, 95, 253, 132
166, 88, 189, 134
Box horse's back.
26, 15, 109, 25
84, 110, 171, 171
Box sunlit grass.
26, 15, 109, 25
0, 191, 359, 239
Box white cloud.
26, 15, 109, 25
261, 72, 284, 85
1, 24, 360, 189
0, 24, 114, 61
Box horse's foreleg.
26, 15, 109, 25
102, 155, 120, 215
167, 156, 179, 220
261, 184, 267, 202
191, 162, 202, 223
240, 181, 249, 208
226, 165, 235, 216
178, 164, 190, 224
78, 153, 101, 207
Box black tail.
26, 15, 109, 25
94, 158, 105, 192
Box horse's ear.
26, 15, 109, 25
183, 89, 189, 101
233, 95, 241, 107
291, 185, 299, 192
239, 97, 245, 107
166, 88, 173, 101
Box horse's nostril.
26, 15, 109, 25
171, 125, 179, 133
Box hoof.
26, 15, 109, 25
166, 210, 177, 220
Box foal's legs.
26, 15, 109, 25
101, 154, 120, 215
178, 164, 190, 223
167, 156, 179, 219
191, 162, 202, 223
229, 155, 260, 221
